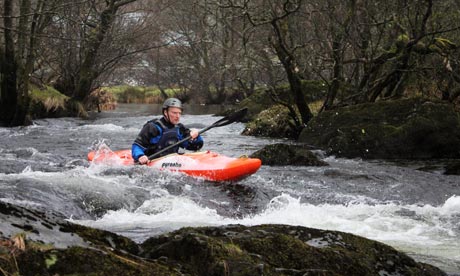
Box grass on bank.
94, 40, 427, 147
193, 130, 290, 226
30, 85, 69, 111
104, 85, 181, 104
29, 85, 87, 118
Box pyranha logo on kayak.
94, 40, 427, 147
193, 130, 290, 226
161, 162, 182, 168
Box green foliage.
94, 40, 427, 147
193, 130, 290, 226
118, 87, 146, 103
45, 254, 57, 269
395, 34, 410, 50
429, 37, 457, 54
30, 85, 69, 102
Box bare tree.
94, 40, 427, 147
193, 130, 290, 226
314, 0, 460, 109
1, 0, 58, 126
222, 0, 314, 126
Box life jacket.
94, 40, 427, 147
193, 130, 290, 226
146, 119, 181, 157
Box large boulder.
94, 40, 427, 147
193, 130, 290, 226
250, 143, 328, 166
298, 98, 460, 159
142, 224, 446, 276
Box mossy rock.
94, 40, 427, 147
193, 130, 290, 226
299, 98, 460, 159
242, 105, 299, 138
141, 224, 446, 276
250, 143, 328, 166
9, 246, 176, 276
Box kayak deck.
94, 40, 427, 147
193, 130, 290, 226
87, 149, 261, 182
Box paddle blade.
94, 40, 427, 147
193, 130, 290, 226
211, 108, 248, 128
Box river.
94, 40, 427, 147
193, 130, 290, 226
0, 103, 459, 275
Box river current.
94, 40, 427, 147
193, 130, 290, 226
0, 104, 459, 274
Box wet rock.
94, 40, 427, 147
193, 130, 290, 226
298, 98, 460, 159
0, 201, 174, 276
250, 143, 328, 166
141, 224, 446, 276
0, 201, 89, 249
0, 202, 447, 276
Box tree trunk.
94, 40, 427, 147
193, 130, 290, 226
323, 38, 344, 111
10, 0, 34, 126
271, 20, 313, 126
74, 7, 116, 101
322, 0, 357, 110
1, 0, 18, 125
73, 0, 137, 102
1, 0, 55, 126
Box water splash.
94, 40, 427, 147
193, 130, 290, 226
73, 192, 460, 273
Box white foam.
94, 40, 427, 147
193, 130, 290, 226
75, 195, 223, 232
76, 124, 138, 133
74, 193, 460, 265
439, 195, 460, 215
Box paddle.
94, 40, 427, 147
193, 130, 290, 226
147, 107, 248, 160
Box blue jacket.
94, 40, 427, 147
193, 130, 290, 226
132, 117, 203, 161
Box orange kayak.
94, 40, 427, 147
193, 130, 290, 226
87, 149, 262, 182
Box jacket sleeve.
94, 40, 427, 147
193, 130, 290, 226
178, 124, 204, 151
131, 143, 146, 161
131, 121, 161, 161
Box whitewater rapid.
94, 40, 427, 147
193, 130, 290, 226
0, 104, 459, 274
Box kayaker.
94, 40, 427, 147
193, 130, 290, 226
132, 98, 204, 164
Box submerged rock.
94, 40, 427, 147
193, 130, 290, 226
299, 98, 460, 159
0, 201, 447, 276
444, 161, 460, 175
250, 143, 328, 166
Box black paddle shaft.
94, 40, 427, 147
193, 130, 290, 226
147, 108, 248, 160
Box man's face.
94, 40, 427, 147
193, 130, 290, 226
165, 107, 182, 124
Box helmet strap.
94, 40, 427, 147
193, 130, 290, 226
163, 108, 171, 123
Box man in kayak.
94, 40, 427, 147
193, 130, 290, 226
132, 98, 204, 164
